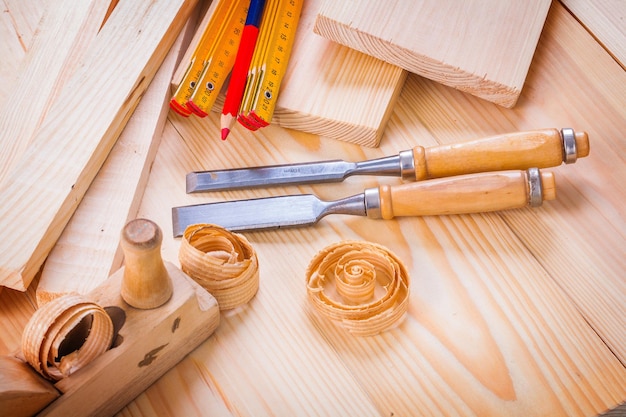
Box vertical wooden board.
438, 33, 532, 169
560, 0, 626, 68
0, 0, 198, 291
314, 0, 551, 107
36, 19, 192, 305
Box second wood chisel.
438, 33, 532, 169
186, 128, 588, 192
173, 168, 555, 236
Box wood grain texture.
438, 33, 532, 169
389, 2, 626, 367
35, 21, 188, 305
314, 0, 551, 108
0, 1, 625, 416
272, 0, 407, 147
560, 0, 626, 68
128, 2, 626, 415
0, 0, 44, 99
0, 0, 111, 185
131, 110, 626, 416
0, 0, 197, 291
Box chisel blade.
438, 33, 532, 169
172, 193, 367, 236
186, 160, 356, 192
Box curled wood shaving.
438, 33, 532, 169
305, 241, 410, 336
21, 293, 114, 380
179, 224, 259, 310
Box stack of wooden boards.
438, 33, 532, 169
313, 0, 552, 108
0, 0, 199, 295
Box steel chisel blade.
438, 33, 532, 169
186, 160, 356, 192
172, 193, 367, 236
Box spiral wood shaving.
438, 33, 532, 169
305, 241, 410, 336
21, 293, 114, 380
179, 224, 259, 310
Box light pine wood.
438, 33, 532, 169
560, 0, 625, 68
35, 23, 189, 306
0, 0, 111, 185
314, 0, 551, 108
387, 2, 626, 367
172, 0, 407, 147
1, 1, 626, 417
377, 170, 555, 219
272, 0, 406, 146
0, 0, 44, 100
130, 2, 625, 415
0, 356, 59, 417
0, 0, 198, 292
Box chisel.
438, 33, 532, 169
186, 128, 588, 192
173, 168, 554, 236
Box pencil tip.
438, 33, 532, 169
221, 128, 230, 140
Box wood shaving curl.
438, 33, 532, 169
306, 241, 410, 336
21, 293, 114, 380
179, 224, 259, 310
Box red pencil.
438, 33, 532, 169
220, 0, 266, 140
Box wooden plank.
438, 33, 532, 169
272, 0, 406, 147
0, 0, 112, 184
35, 17, 192, 305
0, 0, 198, 291
0, 0, 45, 100
313, 0, 551, 108
560, 0, 625, 68
0, 356, 59, 417
172, 0, 406, 147
0, 0, 46, 341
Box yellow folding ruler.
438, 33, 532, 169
170, 0, 249, 117
238, 0, 303, 130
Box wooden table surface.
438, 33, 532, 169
1, 1, 625, 416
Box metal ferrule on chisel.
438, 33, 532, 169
185, 128, 588, 192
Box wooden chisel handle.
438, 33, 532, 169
369, 169, 555, 219
411, 128, 589, 180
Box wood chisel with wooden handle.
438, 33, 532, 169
173, 168, 555, 236
186, 128, 588, 192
